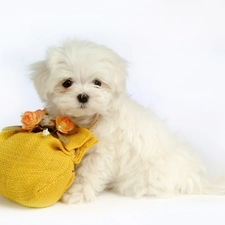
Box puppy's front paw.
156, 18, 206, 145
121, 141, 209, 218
61, 184, 96, 204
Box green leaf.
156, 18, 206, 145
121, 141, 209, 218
57, 132, 70, 145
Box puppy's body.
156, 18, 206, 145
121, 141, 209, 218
31, 40, 225, 203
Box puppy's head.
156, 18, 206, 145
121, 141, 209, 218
30, 39, 127, 117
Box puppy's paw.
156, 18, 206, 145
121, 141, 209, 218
61, 184, 96, 204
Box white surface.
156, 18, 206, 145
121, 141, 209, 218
0, 0, 225, 224
1, 193, 225, 225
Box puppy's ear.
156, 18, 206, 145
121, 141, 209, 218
102, 57, 128, 93
112, 59, 128, 93
46, 46, 66, 73
30, 47, 67, 101
30, 61, 50, 101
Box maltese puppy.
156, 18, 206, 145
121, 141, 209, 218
30, 39, 224, 204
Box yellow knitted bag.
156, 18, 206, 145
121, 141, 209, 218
0, 128, 98, 208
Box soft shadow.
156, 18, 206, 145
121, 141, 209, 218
0, 195, 39, 210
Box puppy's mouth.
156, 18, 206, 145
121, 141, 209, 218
80, 104, 87, 109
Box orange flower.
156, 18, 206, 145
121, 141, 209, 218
56, 115, 75, 134
21, 109, 47, 130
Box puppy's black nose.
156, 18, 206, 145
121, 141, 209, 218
77, 94, 89, 103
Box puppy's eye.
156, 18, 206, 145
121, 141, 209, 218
93, 80, 101, 86
62, 79, 73, 88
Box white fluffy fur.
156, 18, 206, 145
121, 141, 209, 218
30, 39, 225, 204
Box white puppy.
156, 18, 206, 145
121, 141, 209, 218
30, 39, 225, 204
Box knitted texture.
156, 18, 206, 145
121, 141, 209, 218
0, 128, 98, 208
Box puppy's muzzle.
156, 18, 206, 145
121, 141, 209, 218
77, 94, 89, 103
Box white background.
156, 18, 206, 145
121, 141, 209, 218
0, 0, 225, 224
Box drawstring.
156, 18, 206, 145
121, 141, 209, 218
87, 114, 102, 131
